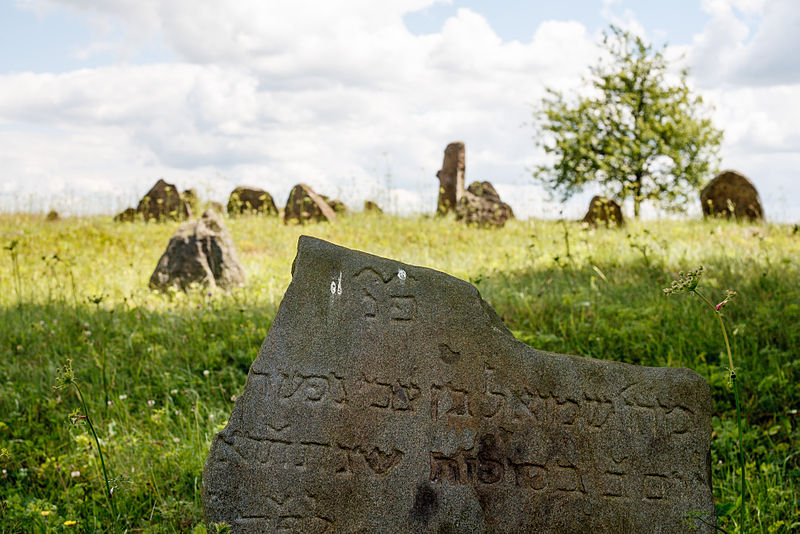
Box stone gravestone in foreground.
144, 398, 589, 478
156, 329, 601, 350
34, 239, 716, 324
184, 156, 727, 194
203, 237, 715, 533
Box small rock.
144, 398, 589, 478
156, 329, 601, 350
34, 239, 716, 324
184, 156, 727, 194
113, 207, 139, 223
582, 196, 623, 227
364, 200, 383, 214
227, 187, 278, 216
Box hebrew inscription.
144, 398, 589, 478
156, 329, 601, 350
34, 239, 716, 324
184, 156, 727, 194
203, 236, 715, 533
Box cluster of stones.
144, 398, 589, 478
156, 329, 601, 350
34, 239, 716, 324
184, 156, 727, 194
202, 237, 717, 533
115, 179, 374, 226
435, 142, 514, 228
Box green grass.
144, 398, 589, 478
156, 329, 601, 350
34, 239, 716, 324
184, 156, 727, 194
0, 212, 798, 532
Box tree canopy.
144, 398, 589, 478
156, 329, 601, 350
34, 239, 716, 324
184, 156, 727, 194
533, 26, 723, 217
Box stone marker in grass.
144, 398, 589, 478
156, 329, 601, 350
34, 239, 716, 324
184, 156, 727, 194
203, 236, 715, 533
149, 209, 245, 291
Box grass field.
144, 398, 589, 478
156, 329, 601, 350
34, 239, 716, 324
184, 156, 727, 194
0, 211, 798, 533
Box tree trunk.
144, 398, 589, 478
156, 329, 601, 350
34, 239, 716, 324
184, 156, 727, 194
633, 173, 643, 218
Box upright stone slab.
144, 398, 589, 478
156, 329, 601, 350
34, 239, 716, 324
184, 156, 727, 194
436, 141, 465, 215
203, 237, 715, 533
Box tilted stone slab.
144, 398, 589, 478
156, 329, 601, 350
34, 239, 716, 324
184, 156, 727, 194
203, 237, 715, 533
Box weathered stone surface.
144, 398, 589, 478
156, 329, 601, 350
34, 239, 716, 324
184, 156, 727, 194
228, 187, 278, 216
203, 237, 715, 533
701, 170, 764, 221
320, 195, 348, 214
208, 201, 226, 215
436, 141, 465, 215
363, 200, 383, 214
150, 210, 245, 291
182, 188, 200, 215
46, 209, 59, 221
113, 207, 139, 223
283, 184, 337, 224
582, 196, 624, 227
456, 181, 514, 228
136, 178, 192, 222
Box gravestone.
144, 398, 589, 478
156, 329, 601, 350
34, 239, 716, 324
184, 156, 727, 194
113, 207, 139, 222
137, 178, 192, 222
320, 195, 348, 214
456, 181, 514, 228
582, 196, 624, 227
283, 184, 337, 224
228, 186, 278, 216
203, 237, 715, 533
149, 209, 245, 291
363, 200, 383, 214
436, 142, 466, 215
700, 170, 764, 221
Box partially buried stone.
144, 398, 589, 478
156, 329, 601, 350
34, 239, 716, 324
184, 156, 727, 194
700, 170, 764, 221
582, 196, 623, 227
283, 184, 337, 224
456, 181, 514, 228
137, 178, 192, 222
149, 209, 245, 291
227, 186, 278, 216
202, 237, 715, 533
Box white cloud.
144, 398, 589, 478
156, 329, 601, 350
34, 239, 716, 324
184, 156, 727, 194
693, 0, 800, 87
1, 1, 604, 217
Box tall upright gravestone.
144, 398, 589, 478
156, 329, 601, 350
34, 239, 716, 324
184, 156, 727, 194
436, 142, 466, 215
203, 237, 715, 533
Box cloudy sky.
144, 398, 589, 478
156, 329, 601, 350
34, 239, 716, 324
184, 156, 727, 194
1, 0, 799, 220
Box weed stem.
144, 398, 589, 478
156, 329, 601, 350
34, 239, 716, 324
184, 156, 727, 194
693, 288, 745, 531
73, 381, 118, 519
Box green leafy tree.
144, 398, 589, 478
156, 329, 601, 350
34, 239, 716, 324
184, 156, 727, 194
533, 26, 723, 217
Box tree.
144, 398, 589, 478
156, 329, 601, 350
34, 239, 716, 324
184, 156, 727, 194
533, 26, 722, 218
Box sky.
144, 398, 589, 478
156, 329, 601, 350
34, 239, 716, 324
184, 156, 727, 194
1, 0, 799, 221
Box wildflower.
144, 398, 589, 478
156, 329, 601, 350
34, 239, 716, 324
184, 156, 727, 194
173, 437, 180, 443
663, 266, 704, 295
63, 520, 77, 526
230, 395, 237, 402
203, 370, 210, 377
118, 394, 127, 401
715, 289, 737, 311
147, 400, 155, 407
71, 470, 80, 477
41, 511, 51, 517
170, 389, 178, 395
107, 400, 113, 406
